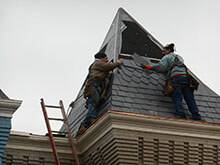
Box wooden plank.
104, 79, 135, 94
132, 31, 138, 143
120, 53, 160, 62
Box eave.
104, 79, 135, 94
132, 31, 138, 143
0, 99, 22, 118
6, 131, 78, 154
76, 110, 220, 154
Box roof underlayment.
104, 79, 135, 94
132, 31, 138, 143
64, 8, 220, 137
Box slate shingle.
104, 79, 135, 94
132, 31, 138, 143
133, 70, 142, 78
134, 93, 146, 99
112, 95, 125, 102
123, 102, 133, 108
216, 103, 220, 108
112, 90, 118, 96
207, 102, 216, 108
126, 87, 137, 93
119, 69, 131, 82
112, 100, 124, 107
121, 65, 133, 77
209, 96, 218, 102
197, 101, 209, 107
149, 78, 159, 86
124, 97, 135, 103
140, 76, 149, 84
151, 73, 160, 80
132, 76, 141, 84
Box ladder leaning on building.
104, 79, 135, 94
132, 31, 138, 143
40, 98, 80, 165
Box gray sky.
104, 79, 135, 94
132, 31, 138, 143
1, 0, 220, 135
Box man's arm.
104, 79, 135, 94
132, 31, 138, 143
142, 55, 170, 73
98, 59, 123, 72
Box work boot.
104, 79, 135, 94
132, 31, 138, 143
191, 116, 202, 121
90, 117, 97, 125
191, 113, 202, 121
77, 125, 86, 136
176, 115, 186, 120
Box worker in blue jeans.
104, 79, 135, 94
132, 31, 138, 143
141, 43, 201, 120
171, 75, 201, 120
82, 80, 101, 128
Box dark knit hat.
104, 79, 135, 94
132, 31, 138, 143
164, 43, 175, 52
94, 52, 107, 59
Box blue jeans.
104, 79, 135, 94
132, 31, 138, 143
82, 81, 101, 128
171, 75, 201, 120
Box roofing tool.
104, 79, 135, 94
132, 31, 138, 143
133, 53, 152, 65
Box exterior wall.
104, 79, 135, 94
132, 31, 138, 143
3, 149, 74, 165
0, 92, 22, 164
3, 132, 76, 165
81, 130, 120, 164
114, 129, 220, 165
79, 128, 220, 165
0, 117, 11, 164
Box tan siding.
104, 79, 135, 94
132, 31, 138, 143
80, 128, 220, 165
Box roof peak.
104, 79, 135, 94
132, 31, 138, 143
99, 8, 163, 62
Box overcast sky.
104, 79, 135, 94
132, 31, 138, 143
1, 0, 220, 135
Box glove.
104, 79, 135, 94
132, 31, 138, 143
145, 65, 151, 70
141, 64, 151, 70
117, 59, 123, 64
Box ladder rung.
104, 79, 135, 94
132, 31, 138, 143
45, 105, 62, 109
48, 117, 64, 121
51, 130, 68, 134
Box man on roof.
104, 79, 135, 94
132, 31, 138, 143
141, 43, 201, 121
77, 52, 123, 135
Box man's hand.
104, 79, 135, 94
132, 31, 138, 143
141, 64, 146, 69
141, 64, 151, 70
117, 59, 123, 64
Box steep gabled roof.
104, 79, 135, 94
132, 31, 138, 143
66, 8, 220, 137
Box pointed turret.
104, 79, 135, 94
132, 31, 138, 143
66, 8, 220, 137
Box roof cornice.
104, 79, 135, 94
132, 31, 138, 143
6, 131, 76, 154
0, 99, 22, 117
76, 110, 220, 154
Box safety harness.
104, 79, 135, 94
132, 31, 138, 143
167, 55, 199, 90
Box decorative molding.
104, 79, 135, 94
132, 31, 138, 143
76, 110, 220, 154
0, 99, 22, 117
4, 131, 76, 164
6, 131, 77, 154
6, 110, 220, 158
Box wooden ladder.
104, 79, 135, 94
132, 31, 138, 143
40, 98, 80, 165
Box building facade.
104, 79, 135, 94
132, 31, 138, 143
0, 89, 21, 164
